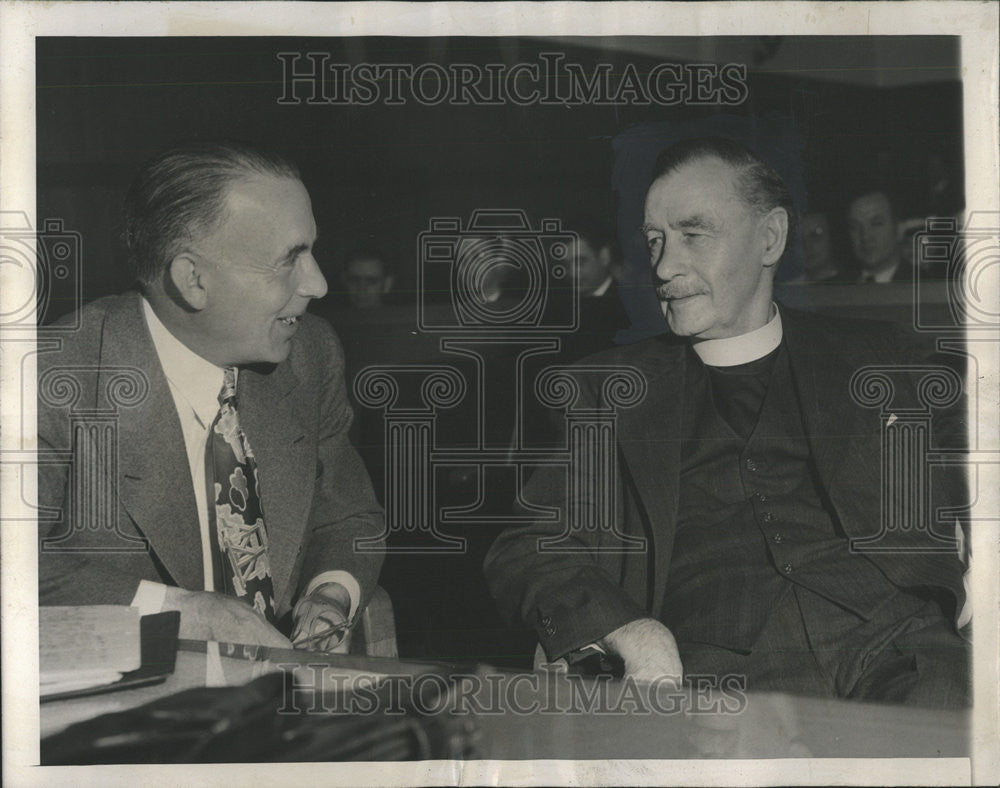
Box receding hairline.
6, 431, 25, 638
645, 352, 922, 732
646, 154, 755, 211
651, 152, 749, 187
188, 170, 309, 245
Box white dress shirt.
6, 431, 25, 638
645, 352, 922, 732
132, 298, 359, 621
861, 263, 901, 284
589, 276, 614, 298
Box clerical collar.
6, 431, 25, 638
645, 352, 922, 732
142, 296, 228, 428
692, 304, 783, 367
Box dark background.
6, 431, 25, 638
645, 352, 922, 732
38, 36, 964, 311
36, 36, 966, 667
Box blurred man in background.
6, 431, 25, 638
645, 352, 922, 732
559, 214, 629, 361
341, 249, 395, 308
787, 211, 845, 284
847, 189, 908, 283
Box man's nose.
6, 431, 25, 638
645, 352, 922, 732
653, 242, 684, 283
296, 254, 329, 299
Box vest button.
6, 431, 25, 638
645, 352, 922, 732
773, 533, 784, 543
782, 562, 793, 573
753, 492, 768, 503
745, 458, 758, 471
763, 512, 774, 522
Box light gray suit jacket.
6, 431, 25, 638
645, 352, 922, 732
37, 292, 384, 619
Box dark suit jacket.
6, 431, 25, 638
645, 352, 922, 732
38, 292, 385, 618
485, 305, 968, 660
559, 282, 631, 362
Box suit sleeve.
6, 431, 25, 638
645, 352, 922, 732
296, 321, 385, 612
484, 369, 649, 661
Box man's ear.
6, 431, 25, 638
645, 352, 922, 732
168, 253, 208, 310
381, 274, 394, 295
760, 207, 789, 268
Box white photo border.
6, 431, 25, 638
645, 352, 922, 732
2, 2, 997, 785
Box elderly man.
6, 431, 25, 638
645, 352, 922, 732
38, 143, 384, 652
485, 138, 969, 707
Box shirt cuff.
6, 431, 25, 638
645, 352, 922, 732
130, 580, 167, 616
567, 642, 607, 661
303, 571, 361, 621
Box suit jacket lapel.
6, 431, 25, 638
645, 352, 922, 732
781, 306, 881, 518
101, 293, 204, 590
614, 336, 686, 615
238, 361, 311, 609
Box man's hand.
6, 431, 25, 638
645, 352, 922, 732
291, 582, 352, 654
600, 618, 684, 685
161, 587, 292, 649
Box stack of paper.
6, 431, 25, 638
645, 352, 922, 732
40, 606, 142, 696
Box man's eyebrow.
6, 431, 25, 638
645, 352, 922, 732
674, 214, 719, 231
278, 242, 311, 263
640, 223, 660, 235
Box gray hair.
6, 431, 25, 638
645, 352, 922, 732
123, 142, 300, 285
650, 137, 797, 260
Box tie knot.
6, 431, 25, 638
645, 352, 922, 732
219, 367, 238, 406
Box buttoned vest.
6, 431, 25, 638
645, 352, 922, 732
662, 344, 902, 651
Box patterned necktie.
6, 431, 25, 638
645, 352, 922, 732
207, 367, 277, 624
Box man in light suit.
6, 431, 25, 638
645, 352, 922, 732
38, 143, 384, 651
485, 138, 970, 707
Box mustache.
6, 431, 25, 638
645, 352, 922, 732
653, 279, 707, 301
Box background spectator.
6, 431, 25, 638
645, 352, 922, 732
787, 211, 846, 284
847, 189, 909, 283
341, 249, 395, 309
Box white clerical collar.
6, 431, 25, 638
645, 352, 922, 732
692, 304, 783, 367
142, 297, 227, 428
